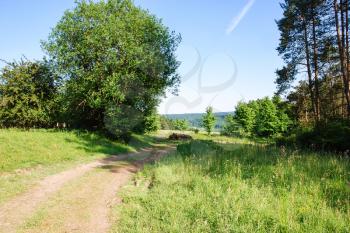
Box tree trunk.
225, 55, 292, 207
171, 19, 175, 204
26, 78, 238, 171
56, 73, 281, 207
312, 12, 321, 121
334, 0, 350, 117
346, 0, 350, 116
303, 20, 317, 120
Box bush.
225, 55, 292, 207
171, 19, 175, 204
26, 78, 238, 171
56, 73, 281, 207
296, 119, 350, 152
0, 59, 59, 128
276, 119, 350, 152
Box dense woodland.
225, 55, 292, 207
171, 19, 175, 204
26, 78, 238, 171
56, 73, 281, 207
275, 0, 350, 151
276, 0, 350, 120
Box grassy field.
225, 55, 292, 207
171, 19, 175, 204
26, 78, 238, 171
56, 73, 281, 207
113, 139, 350, 233
1, 129, 349, 232
0, 129, 161, 205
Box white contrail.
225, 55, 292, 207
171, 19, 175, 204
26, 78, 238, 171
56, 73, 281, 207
226, 0, 256, 35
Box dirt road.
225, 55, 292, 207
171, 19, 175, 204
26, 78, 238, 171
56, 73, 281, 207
0, 147, 173, 233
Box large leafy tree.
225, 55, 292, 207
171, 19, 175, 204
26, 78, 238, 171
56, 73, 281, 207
43, 0, 181, 138
0, 59, 59, 128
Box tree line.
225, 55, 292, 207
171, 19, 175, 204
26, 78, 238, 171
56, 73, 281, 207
160, 101, 291, 138
219, 0, 350, 151
0, 0, 180, 141
274, 0, 350, 151
222, 97, 291, 138
276, 0, 350, 121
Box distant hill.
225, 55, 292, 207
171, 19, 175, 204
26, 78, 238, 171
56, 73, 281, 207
163, 112, 233, 130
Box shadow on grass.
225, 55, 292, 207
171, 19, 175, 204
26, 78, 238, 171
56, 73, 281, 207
63, 130, 163, 157
97, 146, 174, 175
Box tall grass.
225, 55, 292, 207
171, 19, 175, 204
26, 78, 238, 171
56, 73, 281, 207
114, 140, 350, 233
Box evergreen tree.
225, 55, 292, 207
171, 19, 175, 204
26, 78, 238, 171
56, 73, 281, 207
276, 0, 330, 121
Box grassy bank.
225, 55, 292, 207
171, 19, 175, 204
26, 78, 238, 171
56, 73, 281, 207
0, 129, 161, 204
113, 139, 350, 233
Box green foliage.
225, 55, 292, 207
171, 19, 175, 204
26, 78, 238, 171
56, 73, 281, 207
115, 140, 350, 232
159, 116, 173, 130
159, 116, 190, 131
202, 106, 216, 135
42, 0, 181, 135
276, 0, 350, 121
221, 114, 241, 136
234, 97, 291, 137
0, 59, 59, 128
234, 101, 256, 134
173, 119, 189, 131
103, 104, 143, 142
296, 119, 350, 152
254, 98, 280, 137
143, 111, 161, 133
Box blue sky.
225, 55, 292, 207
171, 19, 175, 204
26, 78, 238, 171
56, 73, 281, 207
0, 0, 283, 114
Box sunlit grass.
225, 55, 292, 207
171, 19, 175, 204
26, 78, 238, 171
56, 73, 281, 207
158, 129, 254, 145
113, 139, 350, 233
0, 129, 160, 204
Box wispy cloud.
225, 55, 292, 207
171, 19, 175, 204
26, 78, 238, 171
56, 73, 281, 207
226, 0, 256, 35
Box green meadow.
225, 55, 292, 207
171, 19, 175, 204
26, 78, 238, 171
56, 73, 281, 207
114, 138, 350, 233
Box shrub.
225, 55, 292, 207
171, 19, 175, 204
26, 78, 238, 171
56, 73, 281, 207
296, 119, 350, 152
0, 59, 59, 128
